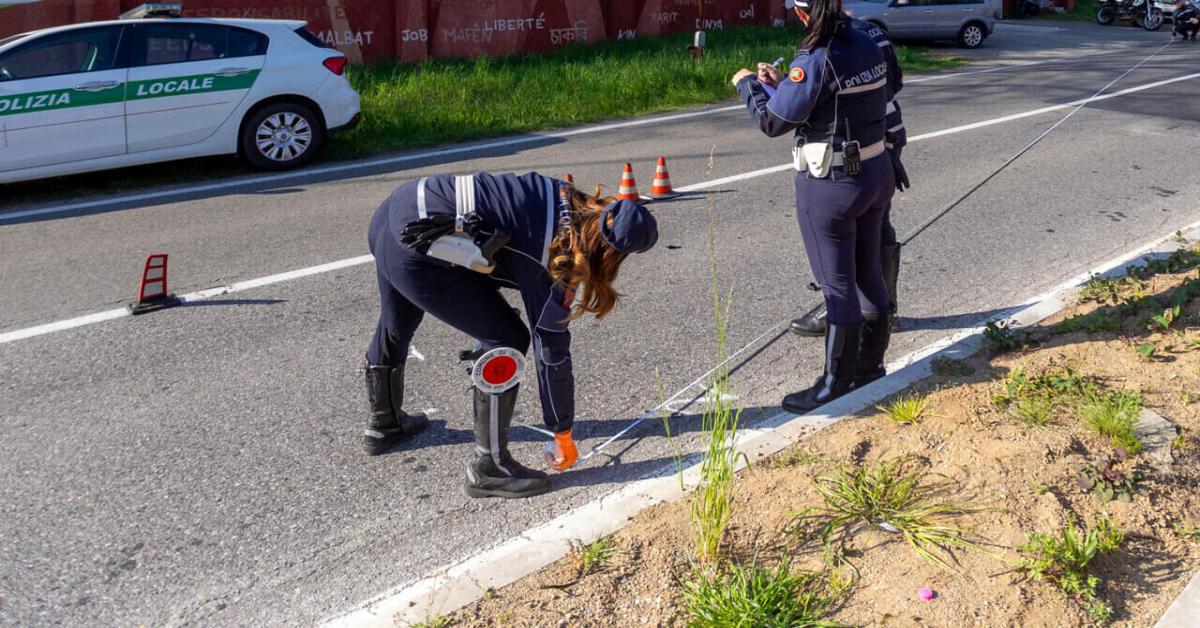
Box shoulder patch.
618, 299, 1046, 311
789, 67, 806, 83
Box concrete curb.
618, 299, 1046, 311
324, 222, 1200, 627
1156, 570, 1200, 628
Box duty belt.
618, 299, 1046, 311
831, 140, 886, 168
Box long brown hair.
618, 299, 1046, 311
547, 186, 628, 320
799, 0, 845, 50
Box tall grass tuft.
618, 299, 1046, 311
682, 560, 841, 627
689, 147, 745, 566
795, 455, 984, 571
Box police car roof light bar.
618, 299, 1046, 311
119, 3, 183, 20
899, 40, 1173, 246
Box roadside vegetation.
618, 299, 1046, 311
2, 25, 962, 204
448, 240, 1200, 626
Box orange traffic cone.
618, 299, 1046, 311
617, 163, 640, 201
649, 156, 678, 199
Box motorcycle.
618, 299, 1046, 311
1097, 0, 1165, 29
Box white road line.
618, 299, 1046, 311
3, 70, 1197, 346
675, 70, 1200, 193
906, 47, 1130, 84
0, 106, 743, 223
0, 44, 1176, 224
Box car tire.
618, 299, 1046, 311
957, 22, 986, 48
1096, 5, 1118, 23
240, 102, 324, 171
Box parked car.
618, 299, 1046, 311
0, 3, 361, 184
843, 0, 997, 48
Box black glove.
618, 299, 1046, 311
398, 215, 455, 253
888, 148, 910, 192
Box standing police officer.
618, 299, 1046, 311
363, 172, 658, 498
788, 12, 909, 337
732, 0, 895, 413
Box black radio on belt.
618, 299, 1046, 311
842, 119, 862, 176
842, 140, 862, 176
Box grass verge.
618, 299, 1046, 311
2, 26, 963, 205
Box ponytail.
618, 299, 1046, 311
799, 0, 846, 50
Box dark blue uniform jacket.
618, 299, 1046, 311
850, 17, 907, 150
737, 16, 889, 153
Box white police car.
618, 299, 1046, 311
0, 3, 361, 184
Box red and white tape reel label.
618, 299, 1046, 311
472, 347, 525, 394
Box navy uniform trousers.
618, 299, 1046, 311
365, 204, 530, 368
795, 156, 895, 326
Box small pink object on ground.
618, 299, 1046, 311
918, 587, 936, 601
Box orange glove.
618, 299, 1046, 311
543, 429, 578, 471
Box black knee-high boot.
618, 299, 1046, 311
363, 364, 428, 455
881, 243, 902, 333
854, 312, 892, 388
464, 385, 551, 499
782, 323, 862, 414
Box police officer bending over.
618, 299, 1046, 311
769, 10, 909, 338
363, 172, 658, 498
732, 0, 896, 413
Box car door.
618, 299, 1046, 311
0, 26, 128, 173
124, 22, 267, 153
884, 0, 936, 38
935, 0, 984, 34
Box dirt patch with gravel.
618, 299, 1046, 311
439, 247, 1200, 628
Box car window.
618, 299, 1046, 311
0, 26, 123, 81
131, 23, 267, 67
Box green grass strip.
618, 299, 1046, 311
333, 25, 962, 158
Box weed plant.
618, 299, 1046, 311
931, 356, 974, 377
1055, 310, 1120, 335
573, 538, 618, 576
682, 560, 841, 627
876, 393, 931, 425
1076, 390, 1144, 453
1176, 524, 1200, 542
1021, 516, 1125, 623
984, 320, 1031, 354
991, 367, 1097, 427
1076, 448, 1145, 503
689, 149, 745, 566
766, 448, 830, 469
795, 456, 983, 570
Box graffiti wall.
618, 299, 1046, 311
0, 0, 788, 63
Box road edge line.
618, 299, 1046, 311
323, 221, 1200, 627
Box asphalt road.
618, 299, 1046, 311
2, 21, 1199, 627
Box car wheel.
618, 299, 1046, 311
1143, 8, 1164, 29
241, 102, 323, 171
958, 23, 986, 48
1096, 5, 1118, 23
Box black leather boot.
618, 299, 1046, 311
790, 301, 828, 337
881, 243, 902, 333
853, 312, 892, 388
363, 364, 428, 455
782, 323, 862, 414
464, 385, 551, 499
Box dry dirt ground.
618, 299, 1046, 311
440, 247, 1200, 628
